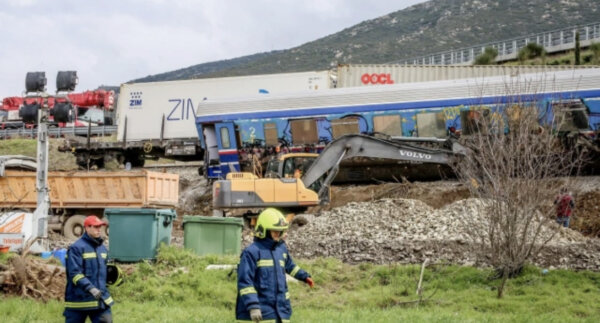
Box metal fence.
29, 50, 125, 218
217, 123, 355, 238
395, 22, 600, 65
0, 125, 117, 139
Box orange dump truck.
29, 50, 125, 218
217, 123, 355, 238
0, 170, 179, 238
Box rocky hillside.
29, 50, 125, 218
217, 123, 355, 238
134, 0, 598, 82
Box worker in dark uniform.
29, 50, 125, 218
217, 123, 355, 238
236, 208, 314, 322
64, 215, 113, 323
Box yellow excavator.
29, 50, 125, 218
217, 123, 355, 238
213, 134, 465, 219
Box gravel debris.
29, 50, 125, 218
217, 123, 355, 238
285, 198, 600, 270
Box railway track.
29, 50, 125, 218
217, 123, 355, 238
0, 125, 117, 139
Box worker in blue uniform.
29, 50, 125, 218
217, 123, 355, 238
236, 208, 314, 322
64, 215, 114, 323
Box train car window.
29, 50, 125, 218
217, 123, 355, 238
416, 112, 446, 138
552, 101, 589, 131
264, 123, 278, 146
373, 115, 402, 136
220, 127, 231, 149
460, 109, 491, 135
290, 119, 318, 145
331, 117, 360, 139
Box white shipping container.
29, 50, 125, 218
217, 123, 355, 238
336, 64, 598, 88
116, 71, 333, 141
195, 69, 600, 120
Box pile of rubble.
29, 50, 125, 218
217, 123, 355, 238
286, 198, 600, 270
0, 252, 65, 301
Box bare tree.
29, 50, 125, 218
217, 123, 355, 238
454, 79, 585, 298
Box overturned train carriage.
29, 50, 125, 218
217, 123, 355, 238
195, 69, 600, 182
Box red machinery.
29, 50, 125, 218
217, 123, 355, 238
1, 89, 114, 127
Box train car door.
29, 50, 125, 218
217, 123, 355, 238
215, 122, 240, 178
201, 124, 222, 179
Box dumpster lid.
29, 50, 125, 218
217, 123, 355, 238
105, 208, 177, 218
182, 215, 243, 225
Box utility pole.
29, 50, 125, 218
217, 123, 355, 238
21, 72, 50, 252
22, 71, 78, 253
32, 91, 50, 253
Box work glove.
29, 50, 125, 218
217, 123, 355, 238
89, 287, 102, 300
249, 308, 262, 322
305, 277, 314, 288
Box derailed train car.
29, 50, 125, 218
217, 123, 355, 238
195, 69, 600, 182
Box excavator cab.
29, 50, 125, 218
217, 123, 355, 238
264, 153, 318, 179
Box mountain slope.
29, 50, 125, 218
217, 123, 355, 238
133, 0, 598, 82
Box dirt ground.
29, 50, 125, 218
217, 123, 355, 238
171, 170, 600, 240
170, 171, 600, 270
330, 180, 600, 239
314, 180, 471, 211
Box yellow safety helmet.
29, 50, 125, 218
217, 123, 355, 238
106, 264, 124, 287
255, 208, 288, 239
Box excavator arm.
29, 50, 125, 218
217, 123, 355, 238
301, 134, 465, 203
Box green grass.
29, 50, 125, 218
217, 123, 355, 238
0, 138, 77, 170
0, 252, 14, 264
1, 245, 600, 322
0, 138, 38, 157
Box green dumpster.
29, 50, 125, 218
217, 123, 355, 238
105, 208, 176, 262
183, 216, 243, 256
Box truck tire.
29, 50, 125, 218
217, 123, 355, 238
63, 215, 86, 240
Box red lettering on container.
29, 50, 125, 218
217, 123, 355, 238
360, 73, 395, 85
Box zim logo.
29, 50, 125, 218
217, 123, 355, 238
129, 91, 143, 108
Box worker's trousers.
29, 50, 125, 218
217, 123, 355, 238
64, 308, 112, 323
556, 216, 570, 228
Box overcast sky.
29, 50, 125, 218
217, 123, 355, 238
0, 0, 427, 98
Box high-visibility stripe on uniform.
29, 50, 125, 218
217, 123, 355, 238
103, 296, 113, 305
239, 286, 257, 296
101, 253, 107, 259
72, 273, 85, 285
283, 253, 287, 259
279, 260, 285, 267
237, 321, 277, 323
82, 252, 96, 259
285, 292, 290, 299
257, 259, 274, 267
64, 301, 99, 309
290, 266, 300, 276
282, 320, 290, 323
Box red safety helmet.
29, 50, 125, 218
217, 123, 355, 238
83, 215, 107, 227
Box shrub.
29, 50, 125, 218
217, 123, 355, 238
518, 43, 546, 62
474, 47, 498, 65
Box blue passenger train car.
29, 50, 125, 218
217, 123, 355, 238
195, 69, 600, 180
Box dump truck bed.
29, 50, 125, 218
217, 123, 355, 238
0, 170, 179, 209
